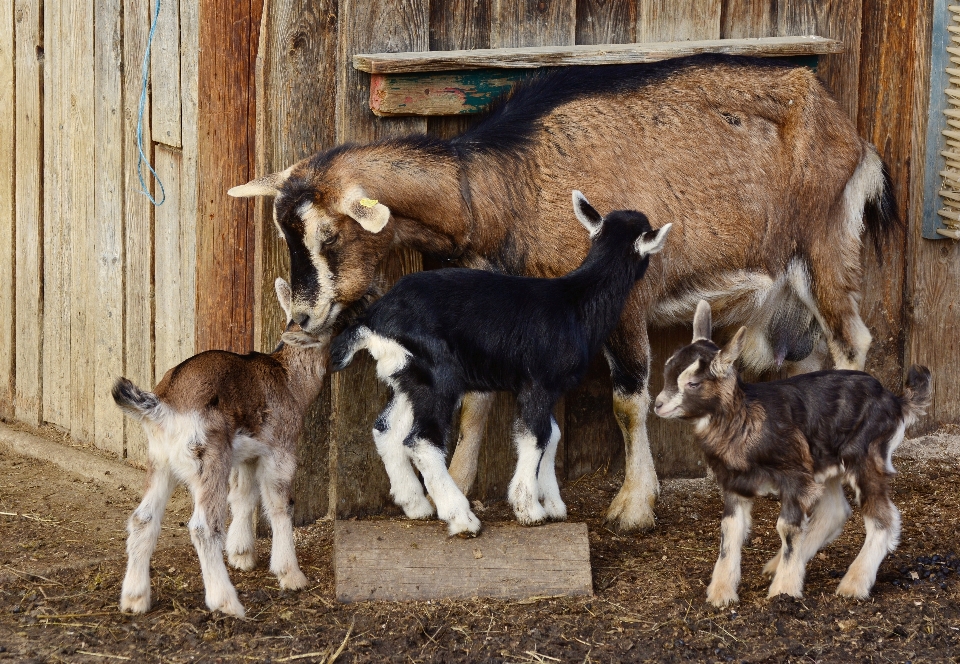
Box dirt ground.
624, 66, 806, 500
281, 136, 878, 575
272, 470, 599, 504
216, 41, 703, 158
2, 428, 960, 663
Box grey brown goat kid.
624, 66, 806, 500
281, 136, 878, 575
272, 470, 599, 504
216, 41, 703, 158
654, 301, 931, 605
113, 279, 323, 617
229, 55, 898, 532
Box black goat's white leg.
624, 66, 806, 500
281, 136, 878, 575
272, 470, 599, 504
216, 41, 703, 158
258, 450, 308, 590
509, 389, 560, 526
837, 474, 900, 599
374, 393, 434, 520
448, 391, 494, 495
186, 439, 244, 617
226, 460, 260, 571
763, 475, 850, 578
706, 492, 753, 607
410, 438, 480, 536
538, 416, 566, 521
604, 320, 658, 531
120, 461, 177, 614
508, 419, 549, 526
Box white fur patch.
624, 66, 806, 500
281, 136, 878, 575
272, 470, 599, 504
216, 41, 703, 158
706, 496, 752, 607
293, 202, 341, 331
364, 333, 411, 379
508, 425, 548, 525
837, 509, 901, 599
884, 422, 906, 473
373, 392, 433, 519
410, 440, 480, 536
538, 418, 566, 520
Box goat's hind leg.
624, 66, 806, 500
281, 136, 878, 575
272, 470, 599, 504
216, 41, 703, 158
767, 489, 818, 599
226, 460, 260, 571
448, 391, 494, 495
837, 471, 900, 599
374, 393, 434, 520
538, 416, 567, 521
187, 438, 244, 617
258, 449, 308, 590
508, 390, 559, 526
120, 461, 178, 614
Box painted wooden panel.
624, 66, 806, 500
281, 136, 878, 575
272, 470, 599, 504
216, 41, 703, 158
334, 521, 592, 602
67, 0, 96, 445
255, 0, 339, 525
370, 68, 526, 116
123, 0, 155, 465
150, 0, 181, 147
42, 0, 70, 432
14, 0, 43, 426
329, 0, 428, 517
93, 0, 125, 456
0, 0, 15, 417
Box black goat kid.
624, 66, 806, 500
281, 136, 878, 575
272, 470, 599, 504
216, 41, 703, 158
330, 192, 672, 535
654, 300, 931, 605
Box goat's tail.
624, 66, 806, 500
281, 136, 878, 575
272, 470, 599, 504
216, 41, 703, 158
112, 377, 164, 422
329, 324, 369, 373
861, 147, 902, 256
901, 365, 933, 427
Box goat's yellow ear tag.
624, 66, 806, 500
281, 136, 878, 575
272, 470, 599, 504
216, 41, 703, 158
359, 198, 379, 208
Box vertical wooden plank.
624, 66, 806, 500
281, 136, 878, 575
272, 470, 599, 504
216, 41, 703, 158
196, 0, 262, 355
491, 0, 575, 48
93, 0, 125, 456
576, 0, 636, 45
42, 0, 69, 432
0, 0, 15, 417
255, 0, 338, 524
122, 0, 154, 465
635, 0, 721, 477
562, 0, 636, 483
179, 0, 198, 364
68, 0, 96, 444
329, 0, 428, 517
720, 0, 776, 38
13, 0, 43, 426
906, 0, 959, 429
637, 0, 721, 42
150, 0, 181, 147
153, 147, 192, 378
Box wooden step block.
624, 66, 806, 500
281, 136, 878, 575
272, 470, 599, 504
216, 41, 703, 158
334, 520, 593, 602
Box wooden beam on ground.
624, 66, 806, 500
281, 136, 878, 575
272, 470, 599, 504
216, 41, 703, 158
334, 520, 592, 602
354, 35, 841, 73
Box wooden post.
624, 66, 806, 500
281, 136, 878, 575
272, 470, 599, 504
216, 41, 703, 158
328, 0, 429, 518
195, 0, 263, 355
0, 0, 15, 418
254, 0, 339, 524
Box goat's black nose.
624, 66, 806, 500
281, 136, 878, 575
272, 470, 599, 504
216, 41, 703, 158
294, 313, 310, 328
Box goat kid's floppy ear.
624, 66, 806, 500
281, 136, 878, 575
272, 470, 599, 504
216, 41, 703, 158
341, 186, 391, 233
634, 223, 672, 257
711, 326, 746, 377
227, 165, 294, 198
692, 299, 712, 342
572, 190, 603, 238
275, 277, 293, 324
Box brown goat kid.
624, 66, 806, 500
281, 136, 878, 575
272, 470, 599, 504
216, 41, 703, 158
229, 55, 897, 532
654, 301, 931, 605
113, 279, 324, 617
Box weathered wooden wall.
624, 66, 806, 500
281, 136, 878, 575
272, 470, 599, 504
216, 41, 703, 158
0, 0, 204, 464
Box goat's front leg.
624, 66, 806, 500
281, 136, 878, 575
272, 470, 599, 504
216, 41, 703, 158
448, 391, 494, 495
604, 320, 659, 532
767, 495, 811, 599
706, 492, 753, 607
187, 440, 244, 617
226, 460, 260, 571
374, 393, 434, 520
537, 416, 566, 521
120, 461, 178, 614
410, 439, 480, 537
258, 451, 308, 591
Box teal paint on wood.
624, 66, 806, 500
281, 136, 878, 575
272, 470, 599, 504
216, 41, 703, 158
370, 57, 820, 117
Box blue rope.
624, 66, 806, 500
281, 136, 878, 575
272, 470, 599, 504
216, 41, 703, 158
136, 0, 165, 205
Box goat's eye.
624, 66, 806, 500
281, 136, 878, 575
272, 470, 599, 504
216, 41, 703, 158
322, 233, 339, 248
686, 381, 702, 390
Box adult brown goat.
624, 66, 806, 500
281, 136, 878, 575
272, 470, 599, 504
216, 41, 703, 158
229, 55, 897, 532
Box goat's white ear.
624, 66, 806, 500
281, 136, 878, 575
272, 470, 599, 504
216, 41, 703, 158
634, 223, 672, 257
711, 326, 746, 377
692, 299, 712, 342
572, 190, 603, 238
275, 277, 293, 323
228, 165, 294, 198
341, 187, 391, 233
